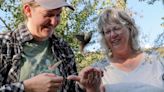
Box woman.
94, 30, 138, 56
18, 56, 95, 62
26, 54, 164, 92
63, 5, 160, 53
93, 8, 164, 92
0, 0, 102, 92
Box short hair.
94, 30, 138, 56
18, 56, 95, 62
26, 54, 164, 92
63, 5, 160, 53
97, 8, 141, 58
22, 1, 40, 21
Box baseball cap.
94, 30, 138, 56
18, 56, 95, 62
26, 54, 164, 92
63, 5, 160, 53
22, 0, 74, 10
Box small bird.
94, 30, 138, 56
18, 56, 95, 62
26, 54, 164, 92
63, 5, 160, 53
75, 32, 92, 53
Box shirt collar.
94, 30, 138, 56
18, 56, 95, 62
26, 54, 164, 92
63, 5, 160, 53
16, 24, 34, 43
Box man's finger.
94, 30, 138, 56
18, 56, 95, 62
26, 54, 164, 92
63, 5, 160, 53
44, 73, 57, 77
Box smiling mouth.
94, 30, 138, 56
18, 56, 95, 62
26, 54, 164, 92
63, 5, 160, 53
112, 39, 121, 46
43, 26, 52, 31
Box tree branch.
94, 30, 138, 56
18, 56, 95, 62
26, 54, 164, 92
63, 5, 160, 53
0, 16, 11, 31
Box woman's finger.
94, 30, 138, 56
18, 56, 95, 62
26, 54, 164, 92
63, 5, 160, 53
67, 75, 81, 82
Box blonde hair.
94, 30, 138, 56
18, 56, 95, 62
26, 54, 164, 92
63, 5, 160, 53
97, 8, 141, 58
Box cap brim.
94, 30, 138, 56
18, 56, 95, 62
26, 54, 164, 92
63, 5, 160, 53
36, 1, 74, 10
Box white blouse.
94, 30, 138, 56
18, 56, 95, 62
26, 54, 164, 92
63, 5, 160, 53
93, 52, 164, 92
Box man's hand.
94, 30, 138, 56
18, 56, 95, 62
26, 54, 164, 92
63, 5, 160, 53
24, 73, 63, 92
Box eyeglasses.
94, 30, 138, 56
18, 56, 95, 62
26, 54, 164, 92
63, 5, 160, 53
103, 25, 123, 35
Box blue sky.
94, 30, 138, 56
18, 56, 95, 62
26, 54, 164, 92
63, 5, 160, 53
127, 0, 164, 48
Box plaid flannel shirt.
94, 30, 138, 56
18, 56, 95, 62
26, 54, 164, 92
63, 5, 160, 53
0, 24, 84, 92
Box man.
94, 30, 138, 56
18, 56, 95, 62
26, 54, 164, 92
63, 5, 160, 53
0, 0, 102, 92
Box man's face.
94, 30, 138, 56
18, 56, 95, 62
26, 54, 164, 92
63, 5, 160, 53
25, 4, 62, 41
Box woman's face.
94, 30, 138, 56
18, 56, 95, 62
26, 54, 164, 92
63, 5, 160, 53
103, 23, 131, 53
25, 5, 62, 41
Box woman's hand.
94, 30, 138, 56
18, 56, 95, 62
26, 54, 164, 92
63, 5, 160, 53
67, 67, 103, 92
23, 73, 63, 92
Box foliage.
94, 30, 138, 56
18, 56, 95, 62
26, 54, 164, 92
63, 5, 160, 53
156, 47, 164, 57
139, 0, 160, 4
145, 46, 164, 58
55, 0, 113, 69
77, 51, 105, 71
115, 0, 127, 10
